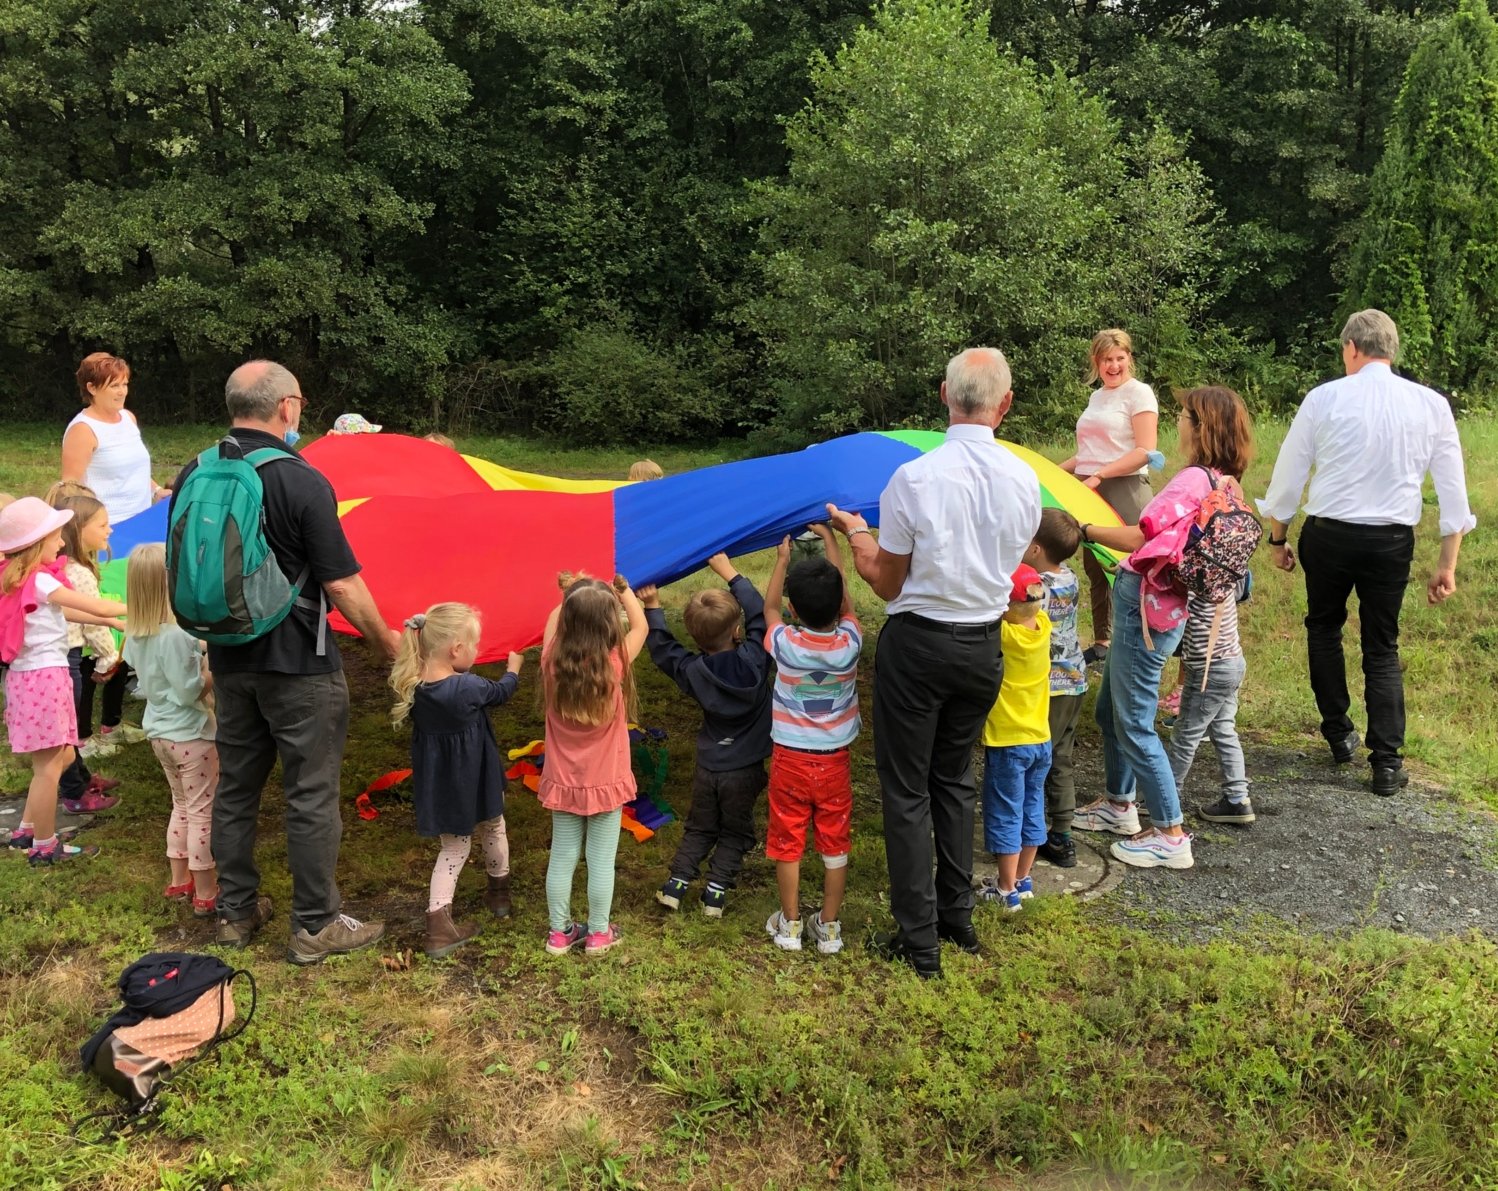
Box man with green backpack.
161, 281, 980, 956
168, 360, 399, 965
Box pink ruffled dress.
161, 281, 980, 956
537, 644, 637, 816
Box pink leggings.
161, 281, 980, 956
428, 816, 510, 912
152, 737, 218, 871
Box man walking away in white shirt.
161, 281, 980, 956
1258, 309, 1476, 796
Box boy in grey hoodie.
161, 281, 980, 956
638, 552, 773, 918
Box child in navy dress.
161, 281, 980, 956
390, 602, 524, 958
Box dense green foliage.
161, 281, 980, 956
0, 0, 1482, 441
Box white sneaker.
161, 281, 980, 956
99, 723, 147, 745
765, 910, 803, 952
80, 736, 119, 761
1073, 798, 1141, 836
1110, 830, 1195, 870
806, 911, 843, 955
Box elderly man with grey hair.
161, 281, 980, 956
828, 347, 1041, 977
1259, 310, 1476, 796
170, 360, 401, 963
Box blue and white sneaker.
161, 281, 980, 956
1073, 798, 1141, 836
1015, 876, 1035, 900
701, 883, 727, 918
1110, 830, 1195, 870
976, 877, 1022, 913
655, 876, 689, 911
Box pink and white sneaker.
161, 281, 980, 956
544, 923, 587, 956
584, 924, 623, 955
62, 790, 119, 814
1110, 830, 1194, 870
1072, 798, 1141, 836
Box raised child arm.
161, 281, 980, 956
810, 523, 854, 619
762, 535, 791, 641
617, 579, 648, 662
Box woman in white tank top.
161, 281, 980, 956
60, 353, 168, 524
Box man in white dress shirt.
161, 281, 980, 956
828, 347, 1041, 977
1258, 309, 1476, 796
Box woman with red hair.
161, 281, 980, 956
60, 353, 168, 524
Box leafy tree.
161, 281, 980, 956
1342, 0, 1498, 391
747, 0, 1219, 440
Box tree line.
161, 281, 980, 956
2, 0, 1494, 444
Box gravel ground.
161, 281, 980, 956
1073, 739, 1498, 941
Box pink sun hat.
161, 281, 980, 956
0, 497, 74, 554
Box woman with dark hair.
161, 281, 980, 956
1069, 386, 1256, 872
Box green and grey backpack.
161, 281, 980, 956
166, 437, 324, 650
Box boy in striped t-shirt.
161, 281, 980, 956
761, 524, 863, 956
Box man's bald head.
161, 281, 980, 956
226, 360, 301, 422
944, 347, 1013, 419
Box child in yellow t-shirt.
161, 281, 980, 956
978, 564, 1052, 913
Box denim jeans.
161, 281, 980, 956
1095, 571, 1187, 828
1168, 656, 1248, 804
981, 743, 1051, 854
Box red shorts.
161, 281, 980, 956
765, 743, 852, 863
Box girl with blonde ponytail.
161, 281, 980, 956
389, 602, 525, 958
538, 573, 648, 957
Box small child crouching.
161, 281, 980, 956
762, 525, 863, 954
1170, 581, 1253, 824
977, 565, 1052, 911
122, 544, 221, 914
1022, 509, 1087, 868
639, 552, 772, 919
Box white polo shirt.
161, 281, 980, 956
1258, 363, 1477, 537
879, 423, 1042, 622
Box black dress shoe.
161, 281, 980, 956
935, 919, 981, 955
1329, 730, 1361, 765
868, 930, 942, 978
1372, 766, 1409, 797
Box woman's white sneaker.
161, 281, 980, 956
1073, 798, 1141, 836
1110, 830, 1194, 870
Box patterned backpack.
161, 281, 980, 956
1174, 466, 1262, 602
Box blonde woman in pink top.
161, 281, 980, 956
1060, 329, 1159, 661
539, 574, 648, 958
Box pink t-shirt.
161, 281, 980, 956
538, 643, 637, 816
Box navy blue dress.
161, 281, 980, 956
410, 672, 520, 837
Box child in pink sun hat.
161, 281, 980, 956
0, 497, 129, 863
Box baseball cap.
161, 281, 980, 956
331, 413, 382, 435
1009, 563, 1044, 604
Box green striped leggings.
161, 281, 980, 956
545, 808, 623, 934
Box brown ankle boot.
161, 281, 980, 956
484, 873, 513, 918
424, 906, 479, 958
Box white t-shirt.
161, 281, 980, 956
12, 572, 70, 672
1074, 378, 1158, 477
879, 424, 1042, 622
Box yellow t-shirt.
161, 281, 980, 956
982, 611, 1052, 747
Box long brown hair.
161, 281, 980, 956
50, 490, 107, 581
545, 576, 637, 727
1181, 385, 1254, 480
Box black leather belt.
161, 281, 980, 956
889, 610, 1003, 638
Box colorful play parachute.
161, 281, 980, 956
107, 430, 1123, 662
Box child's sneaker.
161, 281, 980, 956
99, 723, 147, 745
979, 878, 1022, 912
1038, 831, 1077, 868
1158, 689, 1182, 718
806, 911, 843, 955
701, 884, 727, 919
1198, 795, 1255, 824
1110, 830, 1195, 870
1015, 876, 1035, 900
79, 735, 118, 760
545, 923, 587, 956
655, 876, 689, 910
1073, 798, 1141, 836
584, 924, 623, 955
61, 790, 119, 814
764, 910, 803, 951
28, 840, 99, 865
11, 825, 80, 850
86, 774, 122, 794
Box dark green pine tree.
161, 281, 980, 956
1343, 0, 1498, 393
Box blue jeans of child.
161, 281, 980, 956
981, 743, 1051, 854
1168, 656, 1249, 804
1095, 571, 1187, 829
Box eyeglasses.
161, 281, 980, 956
1177, 409, 1197, 423
282, 394, 307, 408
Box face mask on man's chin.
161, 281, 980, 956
284, 427, 301, 447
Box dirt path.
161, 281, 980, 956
1074, 740, 1498, 940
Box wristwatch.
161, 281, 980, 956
1079, 523, 1092, 544
846, 526, 872, 538
1268, 535, 1288, 547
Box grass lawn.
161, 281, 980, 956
1, 415, 1496, 1189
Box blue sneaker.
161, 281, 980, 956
976, 877, 1022, 913
701, 883, 727, 918
655, 877, 689, 911
1015, 876, 1034, 900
